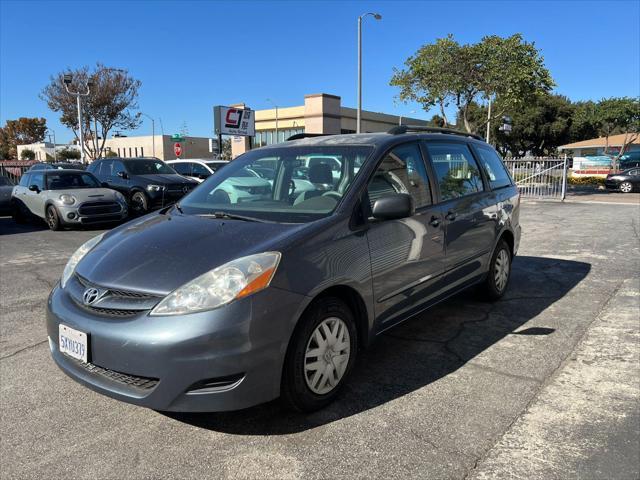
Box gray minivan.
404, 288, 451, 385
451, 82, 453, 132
46, 127, 521, 413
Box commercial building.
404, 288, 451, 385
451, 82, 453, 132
103, 135, 213, 161
16, 142, 79, 161
231, 93, 430, 157
558, 133, 640, 157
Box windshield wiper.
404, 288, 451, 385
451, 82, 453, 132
198, 211, 263, 222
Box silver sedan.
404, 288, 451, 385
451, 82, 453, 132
12, 169, 128, 230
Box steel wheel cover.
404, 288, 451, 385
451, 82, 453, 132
620, 182, 632, 193
304, 317, 351, 395
494, 249, 510, 292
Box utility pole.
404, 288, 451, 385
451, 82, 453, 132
63, 74, 93, 164
357, 12, 382, 134
141, 113, 156, 157
486, 98, 492, 143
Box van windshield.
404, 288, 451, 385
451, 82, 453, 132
178, 146, 373, 223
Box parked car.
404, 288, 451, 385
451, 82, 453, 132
605, 168, 640, 193
11, 169, 128, 230
166, 159, 229, 182
87, 157, 198, 214
0, 176, 15, 216
46, 127, 520, 413
27, 162, 85, 172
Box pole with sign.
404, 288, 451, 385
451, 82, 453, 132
214, 106, 256, 158
174, 142, 182, 157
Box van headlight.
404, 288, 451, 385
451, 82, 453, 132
150, 252, 281, 316
59, 194, 76, 205
61, 233, 105, 288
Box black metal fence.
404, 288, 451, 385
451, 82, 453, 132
0, 161, 35, 185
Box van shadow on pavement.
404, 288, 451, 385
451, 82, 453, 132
164, 255, 590, 435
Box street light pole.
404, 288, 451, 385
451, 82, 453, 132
63, 74, 93, 164
46, 129, 56, 161
141, 113, 156, 157
357, 12, 382, 134
399, 110, 416, 126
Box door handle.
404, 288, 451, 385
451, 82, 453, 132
429, 216, 440, 227
445, 211, 457, 221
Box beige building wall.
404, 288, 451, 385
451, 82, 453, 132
104, 135, 214, 161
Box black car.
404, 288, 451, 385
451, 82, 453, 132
47, 126, 521, 413
0, 175, 15, 215
87, 157, 198, 214
605, 168, 640, 193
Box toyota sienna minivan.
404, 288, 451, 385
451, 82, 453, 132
47, 127, 521, 413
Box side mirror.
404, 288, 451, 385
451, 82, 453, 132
371, 193, 414, 220
116, 171, 128, 179
101, 182, 110, 188
29, 184, 40, 193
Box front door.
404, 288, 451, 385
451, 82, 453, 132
109, 160, 130, 195
23, 172, 45, 216
365, 142, 447, 328
425, 141, 496, 282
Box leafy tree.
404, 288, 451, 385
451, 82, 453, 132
0, 117, 47, 159
20, 148, 36, 160
593, 97, 639, 170
41, 63, 141, 161
220, 138, 232, 160
390, 34, 554, 133
57, 147, 81, 160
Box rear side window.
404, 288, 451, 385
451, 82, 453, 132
426, 143, 484, 201
172, 163, 192, 175
368, 143, 432, 209
474, 145, 512, 190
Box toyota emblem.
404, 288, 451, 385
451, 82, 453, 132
82, 288, 102, 306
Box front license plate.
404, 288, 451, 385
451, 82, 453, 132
59, 324, 88, 363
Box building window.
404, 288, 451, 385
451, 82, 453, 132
135, 147, 138, 157
140, 147, 144, 157
117, 148, 121, 157
253, 128, 304, 147
129, 147, 132, 157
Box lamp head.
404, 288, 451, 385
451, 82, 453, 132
63, 74, 72, 85
373, 13, 382, 20
87, 78, 95, 88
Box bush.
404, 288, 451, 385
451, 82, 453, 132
57, 147, 81, 160
20, 148, 35, 160
568, 176, 605, 186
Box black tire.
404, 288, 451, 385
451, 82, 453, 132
620, 181, 633, 194
130, 191, 149, 215
481, 239, 512, 301
46, 205, 61, 231
281, 297, 358, 412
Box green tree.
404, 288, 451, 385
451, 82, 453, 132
220, 138, 232, 160
57, 147, 81, 161
0, 117, 47, 159
20, 148, 36, 160
41, 63, 141, 161
390, 34, 554, 133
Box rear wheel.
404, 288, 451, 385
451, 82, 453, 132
130, 191, 149, 215
481, 239, 512, 301
620, 181, 633, 193
46, 205, 61, 231
281, 297, 357, 412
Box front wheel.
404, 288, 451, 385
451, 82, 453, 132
481, 239, 512, 301
620, 181, 633, 193
130, 191, 149, 215
46, 205, 61, 231
281, 297, 358, 412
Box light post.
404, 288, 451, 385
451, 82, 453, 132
399, 110, 416, 126
141, 113, 156, 157
63, 73, 93, 164
266, 98, 278, 143
357, 12, 382, 134
45, 128, 56, 161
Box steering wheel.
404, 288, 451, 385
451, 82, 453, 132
322, 191, 342, 201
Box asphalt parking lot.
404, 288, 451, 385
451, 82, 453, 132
1, 197, 639, 480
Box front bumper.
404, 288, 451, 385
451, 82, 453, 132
46, 283, 308, 412
58, 203, 128, 225
604, 180, 620, 190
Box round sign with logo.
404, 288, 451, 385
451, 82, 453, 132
174, 142, 182, 157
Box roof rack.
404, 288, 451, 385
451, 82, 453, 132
387, 125, 484, 141
286, 133, 331, 141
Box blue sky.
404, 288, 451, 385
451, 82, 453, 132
1, 0, 639, 142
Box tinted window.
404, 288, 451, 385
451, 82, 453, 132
629, 169, 638, 176
30, 173, 45, 190
474, 145, 512, 189
124, 159, 175, 175
172, 163, 192, 175
46, 172, 101, 189
97, 160, 113, 177
112, 160, 126, 175
427, 143, 484, 201
191, 163, 210, 176
205, 162, 227, 172
19, 174, 31, 187
368, 143, 431, 208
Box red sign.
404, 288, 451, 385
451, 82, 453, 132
174, 142, 182, 157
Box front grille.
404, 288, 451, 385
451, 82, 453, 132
166, 184, 193, 196
73, 275, 161, 316
76, 275, 158, 301
79, 305, 139, 317
71, 357, 159, 390
78, 201, 122, 216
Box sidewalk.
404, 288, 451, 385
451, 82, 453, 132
470, 277, 640, 480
